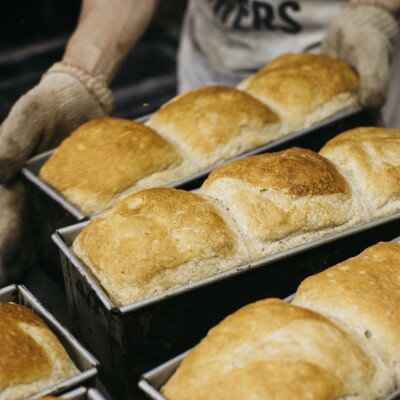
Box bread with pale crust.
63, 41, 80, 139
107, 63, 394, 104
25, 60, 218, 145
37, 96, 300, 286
163, 298, 393, 400
237, 53, 358, 132
200, 147, 358, 260
146, 86, 280, 169
319, 127, 400, 220
39, 118, 194, 216
0, 303, 79, 400
293, 242, 400, 382
72, 187, 250, 306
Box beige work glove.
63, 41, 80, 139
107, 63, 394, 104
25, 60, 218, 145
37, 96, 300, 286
0, 179, 33, 285
322, 1, 399, 108
0, 62, 114, 183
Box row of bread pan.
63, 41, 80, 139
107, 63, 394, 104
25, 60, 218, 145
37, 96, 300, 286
21, 106, 372, 280
51, 208, 400, 400
138, 234, 400, 400
0, 284, 103, 399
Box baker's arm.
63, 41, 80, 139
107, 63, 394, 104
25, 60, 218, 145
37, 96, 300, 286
322, 0, 400, 108
0, 0, 158, 183
63, 0, 159, 82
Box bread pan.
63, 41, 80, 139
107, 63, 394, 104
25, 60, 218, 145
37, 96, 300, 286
51, 386, 107, 399
52, 210, 399, 400
139, 237, 400, 400
0, 284, 99, 399
23, 106, 370, 280
139, 351, 400, 400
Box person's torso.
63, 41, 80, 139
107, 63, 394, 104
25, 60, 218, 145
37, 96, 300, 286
185, 0, 347, 77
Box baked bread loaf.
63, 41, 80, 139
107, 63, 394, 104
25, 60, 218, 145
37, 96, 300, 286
145, 86, 280, 168
319, 127, 400, 220
39, 118, 193, 216
163, 298, 393, 400
73, 127, 400, 306
72, 187, 250, 306
237, 53, 358, 132
0, 302, 78, 400
199, 147, 357, 260
39, 54, 358, 217
293, 242, 400, 382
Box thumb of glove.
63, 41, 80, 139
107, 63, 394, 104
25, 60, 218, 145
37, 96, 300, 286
0, 63, 114, 183
0, 90, 47, 182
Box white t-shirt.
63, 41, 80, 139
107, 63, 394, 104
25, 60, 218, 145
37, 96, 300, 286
177, 0, 400, 128
178, 0, 345, 90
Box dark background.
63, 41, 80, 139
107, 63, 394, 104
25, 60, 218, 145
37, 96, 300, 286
0, 0, 188, 121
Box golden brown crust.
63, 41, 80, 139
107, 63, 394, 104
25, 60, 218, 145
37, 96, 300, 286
163, 299, 379, 400
73, 188, 249, 306
40, 117, 183, 215
146, 86, 279, 167
200, 148, 353, 255
203, 147, 349, 197
0, 303, 52, 392
319, 127, 400, 216
238, 53, 358, 127
293, 242, 400, 376
0, 303, 78, 398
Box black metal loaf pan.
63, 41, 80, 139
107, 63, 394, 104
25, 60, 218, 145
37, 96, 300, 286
52, 211, 399, 400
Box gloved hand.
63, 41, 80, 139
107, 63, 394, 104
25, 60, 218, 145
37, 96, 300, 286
0, 180, 33, 285
322, 1, 399, 108
0, 62, 114, 183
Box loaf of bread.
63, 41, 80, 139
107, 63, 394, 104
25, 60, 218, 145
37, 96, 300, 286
145, 86, 280, 168
199, 147, 358, 260
72, 127, 400, 306
39, 118, 194, 216
319, 127, 400, 220
72, 187, 250, 306
0, 302, 79, 400
163, 298, 394, 400
40, 54, 358, 216
237, 53, 359, 132
293, 242, 400, 382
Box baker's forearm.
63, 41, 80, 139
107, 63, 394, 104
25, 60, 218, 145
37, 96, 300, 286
63, 0, 159, 83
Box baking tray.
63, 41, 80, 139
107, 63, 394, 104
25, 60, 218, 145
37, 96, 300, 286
0, 284, 99, 399
52, 210, 399, 400
139, 236, 400, 400
22, 106, 371, 280
52, 386, 107, 399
